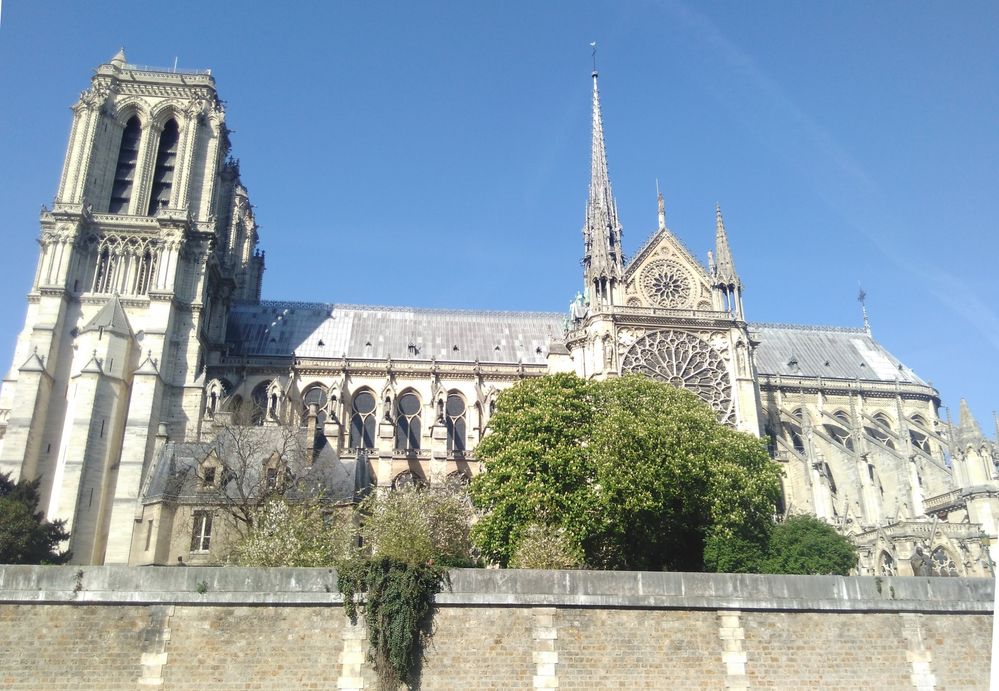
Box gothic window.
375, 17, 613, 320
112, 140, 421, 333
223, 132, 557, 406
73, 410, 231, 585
395, 392, 422, 451
784, 421, 805, 454
930, 546, 959, 577
620, 330, 733, 423
190, 511, 213, 552
349, 390, 377, 449
639, 259, 694, 308
825, 411, 853, 451
134, 249, 156, 294
909, 415, 932, 453
866, 413, 896, 450
301, 386, 328, 428
879, 551, 897, 577
147, 118, 179, 215
93, 247, 113, 293
446, 393, 466, 454
250, 381, 270, 426
392, 470, 425, 490
109, 116, 141, 214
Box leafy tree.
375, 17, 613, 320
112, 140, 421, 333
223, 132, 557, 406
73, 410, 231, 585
335, 483, 476, 689
470, 374, 782, 571
509, 523, 584, 570
761, 515, 857, 575
227, 498, 353, 567
0, 473, 71, 564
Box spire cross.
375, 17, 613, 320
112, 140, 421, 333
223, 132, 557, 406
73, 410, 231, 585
857, 284, 871, 335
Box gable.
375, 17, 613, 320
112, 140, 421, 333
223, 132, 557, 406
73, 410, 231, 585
623, 228, 713, 310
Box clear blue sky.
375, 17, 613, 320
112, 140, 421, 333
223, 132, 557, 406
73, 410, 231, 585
0, 1, 996, 434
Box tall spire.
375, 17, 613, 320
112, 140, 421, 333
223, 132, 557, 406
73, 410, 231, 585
582, 63, 624, 305
957, 399, 985, 445
712, 204, 739, 286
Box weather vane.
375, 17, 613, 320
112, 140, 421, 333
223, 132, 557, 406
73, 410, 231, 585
590, 42, 597, 74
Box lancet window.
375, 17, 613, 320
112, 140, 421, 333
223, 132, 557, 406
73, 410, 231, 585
109, 116, 141, 214
446, 393, 467, 455
395, 392, 422, 451
301, 386, 328, 428
148, 118, 179, 215
250, 381, 271, 426
349, 390, 377, 450
90, 235, 159, 296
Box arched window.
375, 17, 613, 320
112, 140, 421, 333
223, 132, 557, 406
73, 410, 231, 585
392, 470, 425, 490
250, 381, 270, 426
301, 386, 328, 428
879, 551, 896, 576
349, 390, 377, 449
909, 415, 931, 453
147, 118, 179, 214
135, 248, 156, 294
93, 247, 112, 293
866, 413, 895, 449
395, 391, 421, 451
784, 421, 805, 454
109, 116, 141, 214
446, 393, 466, 454
825, 411, 853, 450
930, 546, 959, 577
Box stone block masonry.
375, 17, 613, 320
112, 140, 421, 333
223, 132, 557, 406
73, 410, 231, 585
0, 566, 992, 689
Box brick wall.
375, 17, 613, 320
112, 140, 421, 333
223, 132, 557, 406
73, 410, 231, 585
0, 566, 992, 690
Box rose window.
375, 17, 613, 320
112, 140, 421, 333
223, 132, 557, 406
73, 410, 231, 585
640, 260, 693, 308
620, 330, 734, 423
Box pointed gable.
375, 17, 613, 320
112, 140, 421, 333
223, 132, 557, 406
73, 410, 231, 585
623, 223, 714, 310
80, 295, 133, 338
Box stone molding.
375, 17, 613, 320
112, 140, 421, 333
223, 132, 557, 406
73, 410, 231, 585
0, 566, 991, 615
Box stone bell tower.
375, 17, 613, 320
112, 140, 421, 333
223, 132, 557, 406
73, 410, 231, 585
0, 50, 264, 564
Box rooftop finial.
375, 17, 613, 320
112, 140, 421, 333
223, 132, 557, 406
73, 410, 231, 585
656, 179, 666, 229
858, 284, 871, 336
590, 41, 598, 76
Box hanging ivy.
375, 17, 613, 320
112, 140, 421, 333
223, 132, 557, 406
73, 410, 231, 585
337, 556, 445, 689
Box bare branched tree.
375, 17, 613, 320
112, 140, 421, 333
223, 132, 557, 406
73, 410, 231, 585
194, 400, 314, 539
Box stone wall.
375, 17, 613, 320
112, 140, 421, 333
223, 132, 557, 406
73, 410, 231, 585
0, 566, 992, 689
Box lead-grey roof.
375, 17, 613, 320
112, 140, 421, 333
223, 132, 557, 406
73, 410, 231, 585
750, 323, 927, 385
227, 302, 567, 364
143, 428, 359, 504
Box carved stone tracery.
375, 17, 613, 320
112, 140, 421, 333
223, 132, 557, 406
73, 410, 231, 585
639, 259, 694, 308
620, 329, 734, 423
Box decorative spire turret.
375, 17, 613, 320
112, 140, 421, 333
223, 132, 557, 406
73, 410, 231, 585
711, 204, 745, 318
957, 399, 985, 446
582, 64, 624, 307
713, 204, 739, 287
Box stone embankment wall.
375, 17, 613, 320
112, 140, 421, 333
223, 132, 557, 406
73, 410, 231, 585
0, 566, 992, 689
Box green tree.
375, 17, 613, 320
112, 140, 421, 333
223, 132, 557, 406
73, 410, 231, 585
470, 374, 783, 571
0, 473, 71, 564
228, 498, 353, 567
761, 515, 857, 575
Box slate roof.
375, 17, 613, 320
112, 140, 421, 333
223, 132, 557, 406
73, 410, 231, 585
750, 323, 927, 385
142, 427, 361, 505
225, 301, 927, 386
81, 294, 133, 337
227, 302, 567, 364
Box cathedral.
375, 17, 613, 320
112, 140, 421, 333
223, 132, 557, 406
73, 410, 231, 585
1, 51, 996, 575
